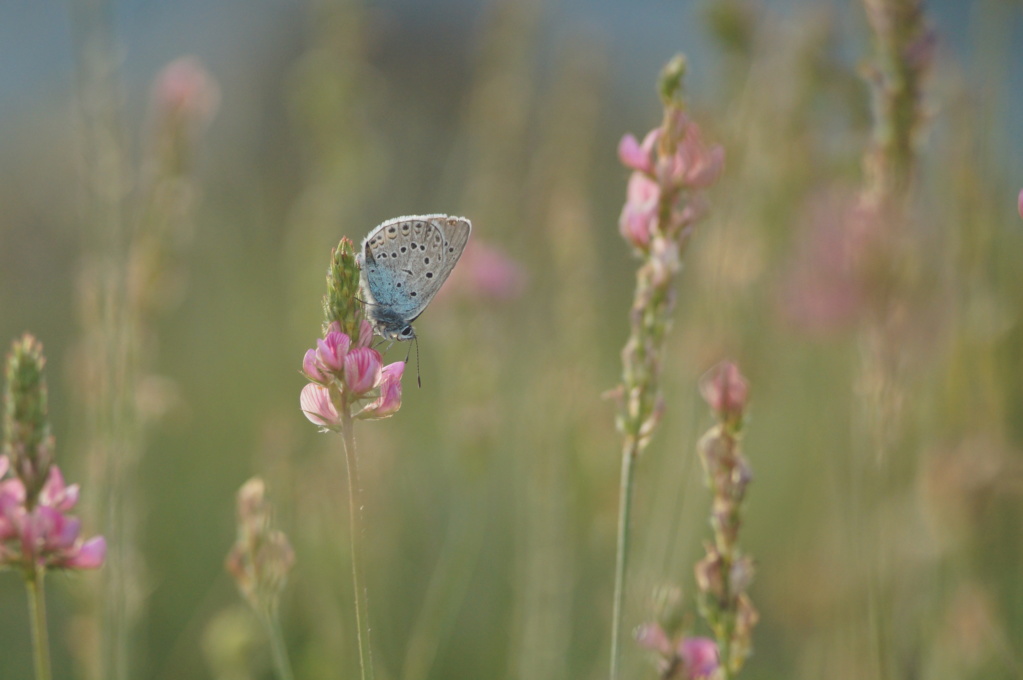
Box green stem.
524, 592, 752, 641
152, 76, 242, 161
341, 404, 375, 680
262, 609, 296, 680
609, 437, 639, 680
26, 567, 53, 680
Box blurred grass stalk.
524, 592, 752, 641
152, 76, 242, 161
856, 0, 931, 675
69, 1, 216, 677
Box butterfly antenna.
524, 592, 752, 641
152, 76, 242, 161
409, 336, 422, 388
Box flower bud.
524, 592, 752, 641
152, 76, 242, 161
699, 360, 749, 423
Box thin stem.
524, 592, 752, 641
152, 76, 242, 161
341, 403, 375, 680
609, 437, 639, 680
262, 608, 296, 680
26, 568, 53, 680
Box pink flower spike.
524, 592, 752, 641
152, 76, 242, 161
1018, 189, 1023, 220
316, 331, 351, 373
300, 383, 341, 429
326, 321, 342, 336
303, 349, 328, 384
678, 637, 719, 679
359, 362, 405, 420
344, 347, 383, 396
66, 536, 106, 569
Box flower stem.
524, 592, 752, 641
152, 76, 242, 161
262, 608, 296, 680
609, 437, 639, 680
341, 404, 375, 680
26, 567, 52, 680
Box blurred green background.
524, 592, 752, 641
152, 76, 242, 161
2, 0, 1022, 678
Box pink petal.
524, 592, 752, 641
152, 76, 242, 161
618, 133, 654, 174
678, 637, 719, 679
634, 623, 673, 657
66, 536, 107, 569
300, 383, 340, 428
359, 362, 405, 420
357, 320, 375, 349
316, 332, 351, 372
344, 347, 383, 396
303, 348, 328, 384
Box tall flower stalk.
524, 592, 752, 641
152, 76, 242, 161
694, 362, 757, 679
609, 55, 724, 680
299, 239, 406, 680
1, 335, 106, 680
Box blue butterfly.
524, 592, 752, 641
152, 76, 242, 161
357, 214, 472, 341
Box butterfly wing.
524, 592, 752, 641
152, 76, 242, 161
359, 214, 471, 325
402, 215, 471, 316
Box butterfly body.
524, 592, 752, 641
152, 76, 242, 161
357, 214, 471, 340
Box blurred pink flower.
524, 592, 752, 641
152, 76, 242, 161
0, 460, 105, 571
152, 56, 220, 126
678, 637, 719, 679
300, 383, 341, 429
440, 240, 527, 304
618, 129, 659, 175
617, 116, 723, 252
620, 172, 661, 249
660, 118, 724, 189
780, 192, 882, 336
358, 362, 405, 420
699, 360, 749, 421
636, 623, 719, 679
1018, 189, 1023, 220
344, 348, 383, 396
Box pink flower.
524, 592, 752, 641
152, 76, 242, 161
455, 241, 527, 302
39, 465, 79, 512
152, 56, 220, 126
699, 361, 749, 420
66, 536, 106, 569
678, 637, 719, 679
636, 624, 719, 680
618, 129, 659, 175
620, 172, 661, 249
0, 464, 105, 571
1018, 189, 1023, 220
316, 332, 351, 373
303, 349, 328, 384
300, 383, 341, 429
358, 362, 405, 420
660, 119, 724, 189
344, 348, 383, 395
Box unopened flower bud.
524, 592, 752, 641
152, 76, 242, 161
3, 335, 54, 507
699, 360, 749, 423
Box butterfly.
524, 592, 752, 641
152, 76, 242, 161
357, 214, 472, 342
